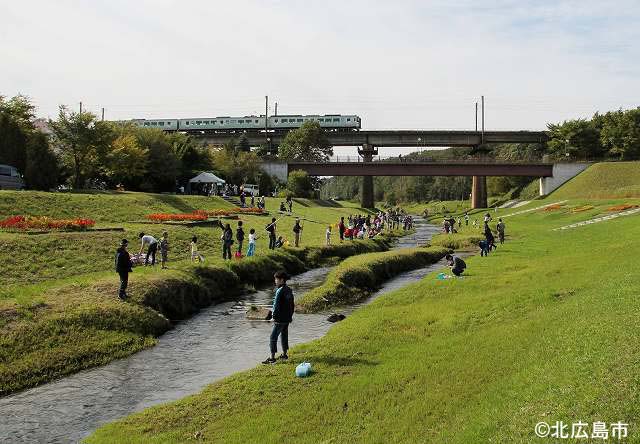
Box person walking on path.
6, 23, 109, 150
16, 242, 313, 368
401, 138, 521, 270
496, 218, 506, 244
138, 232, 158, 266
247, 228, 257, 257
114, 239, 133, 300
222, 223, 234, 260
190, 236, 205, 262
445, 253, 466, 276
266, 217, 277, 249
236, 220, 245, 255
293, 218, 303, 247
160, 231, 169, 269
484, 222, 496, 251
263, 271, 295, 364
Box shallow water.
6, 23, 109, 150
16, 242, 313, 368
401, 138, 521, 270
0, 219, 444, 443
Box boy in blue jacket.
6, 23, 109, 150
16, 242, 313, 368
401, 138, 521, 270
263, 270, 295, 364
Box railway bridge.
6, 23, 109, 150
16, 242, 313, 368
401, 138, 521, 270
196, 129, 551, 209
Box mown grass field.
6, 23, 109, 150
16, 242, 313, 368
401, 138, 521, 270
86, 162, 640, 443
0, 190, 387, 394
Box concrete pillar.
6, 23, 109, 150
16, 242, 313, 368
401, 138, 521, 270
359, 143, 377, 209
471, 175, 487, 209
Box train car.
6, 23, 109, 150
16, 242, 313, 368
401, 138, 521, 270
131, 119, 179, 131
178, 116, 265, 132
269, 114, 360, 130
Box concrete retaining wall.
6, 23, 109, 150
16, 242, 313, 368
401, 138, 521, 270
539, 163, 591, 196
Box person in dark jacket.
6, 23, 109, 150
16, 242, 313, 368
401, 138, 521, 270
236, 220, 245, 255
263, 270, 295, 364
114, 239, 133, 300
445, 253, 466, 276
266, 217, 277, 249
222, 223, 233, 260
293, 218, 303, 247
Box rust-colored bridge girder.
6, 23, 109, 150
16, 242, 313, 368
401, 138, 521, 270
287, 162, 553, 177
288, 161, 553, 209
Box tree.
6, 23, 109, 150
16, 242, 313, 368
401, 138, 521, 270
598, 108, 640, 160
287, 169, 314, 197
49, 107, 113, 189
105, 134, 149, 185
235, 134, 251, 153
134, 127, 181, 191
546, 119, 603, 160
0, 94, 36, 133
212, 147, 260, 185
25, 132, 59, 190
278, 121, 333, 161
0, 112, 28, 172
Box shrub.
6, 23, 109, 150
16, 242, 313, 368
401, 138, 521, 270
297, 246, 449, 312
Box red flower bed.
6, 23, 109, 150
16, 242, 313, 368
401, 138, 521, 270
0, 215, 95, 231
147, 207, 265, 222
146, 213, 208, 222
607, 204, 638, 212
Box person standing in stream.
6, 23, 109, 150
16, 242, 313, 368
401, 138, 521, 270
263, 270, 295, 364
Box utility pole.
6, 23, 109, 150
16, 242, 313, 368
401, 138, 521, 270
101, 107, 105, 121
79, 101, 83, 113
475, 102, 478, 131
265, 95, 270, 154
275, 102, 278, 116
481, 95, 485, 144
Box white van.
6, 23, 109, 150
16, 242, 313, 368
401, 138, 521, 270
0, 164, 25, 190
243, 184, 260, 196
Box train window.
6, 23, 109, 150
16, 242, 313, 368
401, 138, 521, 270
274, 119, 278, 123
297, 119, 303, 122
159, 122, 164, 126
144, 122, 150, 126
347, 118, 351, 121
167, 121, 171, 125
255, 120, 259, 123
239, 120, 244, 123
333, 118, 339, 122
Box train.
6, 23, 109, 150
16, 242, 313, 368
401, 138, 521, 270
129, 114, 361, 132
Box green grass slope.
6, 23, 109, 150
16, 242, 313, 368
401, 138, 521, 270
552, 161, 640, 199
86, 193, 640, 443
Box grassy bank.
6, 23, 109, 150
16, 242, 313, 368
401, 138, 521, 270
0, 191, 400, 395
297, 246, 449, 312
86, 191, 640, 443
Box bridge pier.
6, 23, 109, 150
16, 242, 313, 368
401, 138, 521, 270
359, 144, 377, 209
471, 176, 487, 209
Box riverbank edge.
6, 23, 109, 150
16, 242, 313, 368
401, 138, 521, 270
0, 235, 398, 396
296, 246, 450, 313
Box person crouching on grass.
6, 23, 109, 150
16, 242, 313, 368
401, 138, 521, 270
263, 271, 295, 364
445, 253, 466, 277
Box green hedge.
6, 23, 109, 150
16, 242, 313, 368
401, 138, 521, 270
297, 246, 449, 312
429, 233, 484, 250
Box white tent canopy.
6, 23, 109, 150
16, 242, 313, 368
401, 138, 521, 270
189, 172, 226, 184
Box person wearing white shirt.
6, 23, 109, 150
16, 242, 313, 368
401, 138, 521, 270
138, 232, 158, 266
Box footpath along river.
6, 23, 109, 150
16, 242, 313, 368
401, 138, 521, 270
0, 219, 445, 443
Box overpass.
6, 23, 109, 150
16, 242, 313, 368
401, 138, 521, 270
196, 129, 548, 148
261, 160, 590, 209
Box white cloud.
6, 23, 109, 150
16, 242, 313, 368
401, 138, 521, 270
1, 0, 638, 132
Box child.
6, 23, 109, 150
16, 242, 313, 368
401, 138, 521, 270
325, 225, 332, 246
190, 236, 205, 262
479, 239, 490, 257
160, 231, 169, 269
247, 228, 257, 257
274, 236, 284, 248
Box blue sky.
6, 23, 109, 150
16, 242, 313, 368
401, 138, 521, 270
1, 0, 639, 135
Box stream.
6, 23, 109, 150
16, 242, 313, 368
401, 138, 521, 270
0, 219, 444, 443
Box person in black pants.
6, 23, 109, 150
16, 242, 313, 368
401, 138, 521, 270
222, 223, 233, 260
138, 232, 158, 266
263, 270, 295, 364
266, 217, 277, 250
236, 220, 245, 255
445, 254, 466, 276
114, 239, 133, 300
